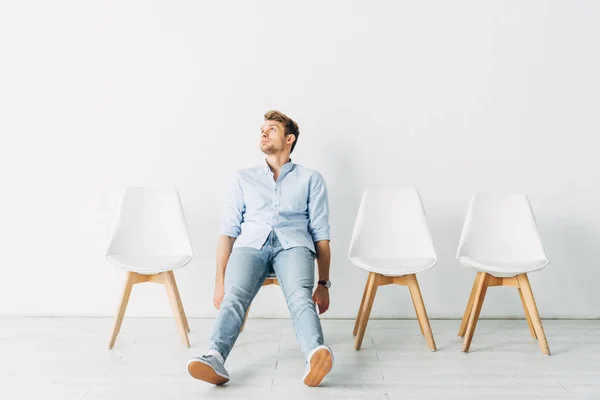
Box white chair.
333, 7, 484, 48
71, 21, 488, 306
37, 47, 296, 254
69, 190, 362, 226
457, 192, 550, 355
349, 188, 437, 351
106, 187, 193, 349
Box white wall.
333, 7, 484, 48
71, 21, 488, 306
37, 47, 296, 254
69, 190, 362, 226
1, 0, 599, 319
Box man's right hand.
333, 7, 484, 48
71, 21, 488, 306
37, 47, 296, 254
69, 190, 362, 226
214, 235, 236, 310
213, 283, 225, 310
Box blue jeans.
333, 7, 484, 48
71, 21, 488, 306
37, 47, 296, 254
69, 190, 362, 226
209, 232, 325, 361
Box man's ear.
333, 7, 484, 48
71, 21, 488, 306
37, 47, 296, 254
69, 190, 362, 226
287, 134, 296, 146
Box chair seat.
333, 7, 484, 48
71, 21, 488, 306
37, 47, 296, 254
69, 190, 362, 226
106, 254, 192, 274
458, 256, 548, 277
349, 256, 436, 276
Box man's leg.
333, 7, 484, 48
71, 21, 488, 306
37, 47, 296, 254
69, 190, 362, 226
272, 246, 332, 386
209, 246, 270, 360
188, 246, 269, 384
275, 246, 329, 342
272, 246, 324, 355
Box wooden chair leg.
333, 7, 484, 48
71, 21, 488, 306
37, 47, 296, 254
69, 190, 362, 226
406, 274, 436, 351
519, 287, 537, 339
517, 274, 550, 355
164, 271, 190, 348
471, 275, 488, 330
169, 271, 190, 333
458, 272, 482, 337
462, 272, 488, 352
108, 271, 135, 349
412, 300, 425, 336
354, 272, 380, 351
353, 273, 373, 336
240, 305, 250, 333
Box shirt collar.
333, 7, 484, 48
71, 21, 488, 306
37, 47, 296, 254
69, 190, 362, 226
263, 158, 294, 176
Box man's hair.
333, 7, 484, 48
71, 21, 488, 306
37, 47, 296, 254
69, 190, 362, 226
264, 110, 300, 154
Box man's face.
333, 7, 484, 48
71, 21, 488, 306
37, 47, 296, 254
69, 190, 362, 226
260, 120, 292, 155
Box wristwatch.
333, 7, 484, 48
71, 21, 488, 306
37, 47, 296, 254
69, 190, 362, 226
318, 280, 331, 288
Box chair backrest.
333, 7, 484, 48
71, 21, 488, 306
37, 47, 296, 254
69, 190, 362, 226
106, 187, 193, 259
348, 188, 437, 260
457, 192, 547, 263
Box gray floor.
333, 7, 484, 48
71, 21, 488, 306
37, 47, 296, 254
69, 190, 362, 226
0, 318, 598, 399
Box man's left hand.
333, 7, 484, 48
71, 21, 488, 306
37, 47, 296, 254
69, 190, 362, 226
312, 285, 330, 315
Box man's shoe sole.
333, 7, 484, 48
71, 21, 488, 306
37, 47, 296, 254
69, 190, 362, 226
303, 348, 333, 387
188, 360, 229, 385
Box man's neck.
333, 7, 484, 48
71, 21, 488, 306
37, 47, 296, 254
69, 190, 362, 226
265, 153, 291, 177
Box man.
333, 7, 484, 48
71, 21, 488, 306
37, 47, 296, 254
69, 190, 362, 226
187, 110, 333, 387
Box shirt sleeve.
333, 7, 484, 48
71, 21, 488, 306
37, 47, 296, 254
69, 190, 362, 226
218, 171, 245, 237
307, 172, 331, 243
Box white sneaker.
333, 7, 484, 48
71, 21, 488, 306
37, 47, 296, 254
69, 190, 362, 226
303, 345, 333, 387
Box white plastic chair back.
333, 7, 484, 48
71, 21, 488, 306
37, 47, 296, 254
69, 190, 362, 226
106, 187, 193, 273
456, 192, 548, 276
348, 188, 437, 275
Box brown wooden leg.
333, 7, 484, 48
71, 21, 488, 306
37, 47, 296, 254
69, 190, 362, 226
169, 271, 190, 333
517, 274, 550, 355
462, 272, 488, 352
410, 284, 425, 336
164, 271, 190, 348
472, 275, 489, 328
458, 272, 482, 338
519, 287, 537, 339
353, 274, 372, 336
108, 271, 135, 349
354, 272, 380, 351
406, 274, 436, 351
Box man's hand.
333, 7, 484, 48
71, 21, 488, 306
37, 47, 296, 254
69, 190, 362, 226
312, 285, 330, 315
214, 235, 236, 310
213, 283, 225, 310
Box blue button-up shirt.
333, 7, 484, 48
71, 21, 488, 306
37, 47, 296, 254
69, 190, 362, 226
219, 160, 330, 253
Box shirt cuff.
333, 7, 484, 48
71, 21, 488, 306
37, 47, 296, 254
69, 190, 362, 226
311, 228, 331, 243
219, 227, 240, 238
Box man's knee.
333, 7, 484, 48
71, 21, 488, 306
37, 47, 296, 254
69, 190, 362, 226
222, 285, 254, 309
285, 285, 315, 315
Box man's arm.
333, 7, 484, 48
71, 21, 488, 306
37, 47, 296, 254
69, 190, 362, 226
315, 240, 330, 281
313, 239, 331, 314
214, 172, 245, 309
214, 235, 236, 310
307, 172, 330, 243
307, 172, 332, 315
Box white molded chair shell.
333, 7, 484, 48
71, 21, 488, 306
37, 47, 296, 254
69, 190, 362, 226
456, 192, 548, 278
348, 188, 437, 276
106, 187, 194, 274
